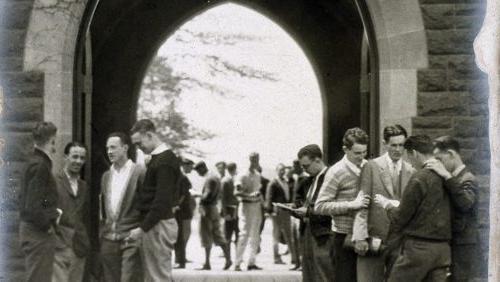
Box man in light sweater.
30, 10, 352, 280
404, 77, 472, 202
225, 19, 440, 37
315, 127, 371, 282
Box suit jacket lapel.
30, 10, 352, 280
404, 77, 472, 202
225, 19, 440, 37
58, 171, 76, 197
374, 157, 395, 198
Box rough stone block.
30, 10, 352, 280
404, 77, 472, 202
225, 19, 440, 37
0, 1, 32, 29
0, 71, 44, 98
3, 98, 43, 122
428, 55, 448, 69
412, 116, 452, 128
470, 103, 488, 116
3, 133, 33, 162
427, 29, 476, 54
418, 92, 469, 116
0, 122, 38, 132
449, 79, 488, 93
412, 128, 453, 139
457, 137, 490, 151
453, 117, 488, 137
421, 4, 454, 30
0, 57, 23, 71
0, 29, 25, 57
448, 55, 485, 80
417, 69, 447, 91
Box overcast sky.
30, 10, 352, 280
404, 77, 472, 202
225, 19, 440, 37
152, 3, 322, 181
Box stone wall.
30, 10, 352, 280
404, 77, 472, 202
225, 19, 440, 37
415, 0, 489, 279
0, 0, 41, 280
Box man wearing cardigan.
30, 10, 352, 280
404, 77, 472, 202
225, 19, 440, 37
100, 132, 145, 282
129, 119, 182, 281
315, 127, 371, 282
352, 125, 415, 281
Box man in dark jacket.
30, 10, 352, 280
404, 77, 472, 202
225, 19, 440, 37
130, 119, 182, 281
426, 136, 480, 282
194, 161, 232, 270
221, 162, 239, 257
375, 135, 452, 281
290, 144, 334, 281
265, 163, 299, 267
18, 121, 60, 282
174, 158, 195, 269
53, 142, 90, 282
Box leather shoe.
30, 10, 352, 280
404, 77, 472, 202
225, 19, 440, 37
223, 260, 232, 270
234, 265, 242, 271
289, 264, 301, 271
174, 263, 185, 269
196, 264, 211, 270
247, 264, 263, 271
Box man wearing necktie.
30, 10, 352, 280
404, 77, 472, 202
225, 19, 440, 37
352, 125, 415, 282
290, 144, 335, 281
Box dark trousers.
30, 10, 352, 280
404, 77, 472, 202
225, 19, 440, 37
388, 238, 451, 282
19, 221, 56, 282
174, 217, 192, 264
333, 232, 357, 282
100, 238, 143, 282
302, 224, 335, 282
224, 219, 239, 244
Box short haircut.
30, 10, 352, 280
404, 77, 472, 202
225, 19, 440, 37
194, 161, 207, 171
63, 142, 86, 155
227, 162, 237, 173
297, 144, 323, 160
32, 121, 57, 146
434, 135, 461, 153
107, 132, 130, 146
343, 127, 369, 149
215, 161, 226, 168
181, 158, 194, 165
383, 124, 408, 142
130, 119, 156, 134
404, 135, 434, 155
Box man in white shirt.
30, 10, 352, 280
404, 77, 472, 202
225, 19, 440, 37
234, 152, 264, 271
100, 132, 145, 282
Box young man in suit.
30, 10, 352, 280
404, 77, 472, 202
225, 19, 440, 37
18, 121, 60, 282
315, 127, 371, 282
194, 161, 232, 270
129, 119, 182, 281
53, 142, 90, 282
265, 163, 299, 267
375, 135, 452, 281
291, 144, 334, 281
352, 125, 415, 281
426, 136, 480, 282
99, 132, 145, 282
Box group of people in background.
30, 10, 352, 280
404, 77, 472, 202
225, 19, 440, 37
18, 118, 479, 282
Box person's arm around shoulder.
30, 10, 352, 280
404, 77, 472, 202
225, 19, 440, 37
445, 172, 477, 212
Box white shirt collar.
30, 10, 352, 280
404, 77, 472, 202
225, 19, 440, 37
342, 155, 366, 176
111, 159, 133, 173
150, 143, 169, 156
384, 152, 402, 174
452, 164, 466, 177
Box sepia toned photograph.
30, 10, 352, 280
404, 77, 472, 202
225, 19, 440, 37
0, 0, 498, 281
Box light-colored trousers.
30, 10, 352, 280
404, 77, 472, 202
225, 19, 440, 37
141, 218, 178, 282
100, 238, 142, 282
52, 246, 86, 282
235, 202, 262, 266
271, 209, 298, 264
